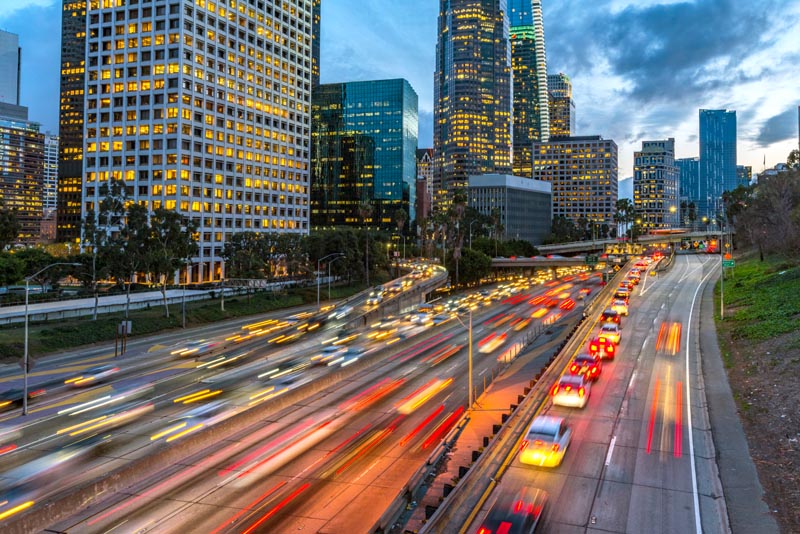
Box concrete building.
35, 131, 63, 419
41, 133, 59, 241
468, 174, 552, 246
311, 79, 418, 229
699, 109, 737, 220
633, 138, 679, 230
0, 30, 21, 106
416, 148, 433, 221
532, 135, 618, 227
79, 0, 313, 281
0, 117, 44, 243
510, 0, 549, 178
547, 73, 575, 137
433, 0, 512, 208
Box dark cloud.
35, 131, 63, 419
756, 108, 798, 147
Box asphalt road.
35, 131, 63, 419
467, 254, 733, 534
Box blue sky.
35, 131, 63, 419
2, 0, 798, 183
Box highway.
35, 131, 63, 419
467, 254, 730, 533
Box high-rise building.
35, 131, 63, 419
699, 109, 736, 220
57, 0, 87, 242
510, 0, 549, 178
0, 117, 44, 243
416, 148, 433, 219
0, 30, 21, 106
676, 157, 699, 226
433, 0, 512, 206
311, 79, 418, 229
468, 174, 551, 245
633, 138, 679, 230
547, 73, 575, 137
736, 165, 752, 188
312, 0, 321, 88
532, 135, 618, 226
41, 133, 60, 241
81, 1, 313, 282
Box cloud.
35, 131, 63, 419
756, 108, 798, 147
0, 0, 53, 20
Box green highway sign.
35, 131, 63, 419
586, 254, 599, 266
722, 259, 735, 268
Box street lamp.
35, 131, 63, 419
317, 252, 344, 309
23, 262, 81, 416
327, 254, 346, 301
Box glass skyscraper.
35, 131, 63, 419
699, 109, 737, 220
634, 138, 679, 229
547, 73, 575, 137
434, 0, 512, 207
510, 0, 549, 178
311, 79, 418, 229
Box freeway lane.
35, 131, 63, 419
467, 254, 730, 534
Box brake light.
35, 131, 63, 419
477, 528, 491, 534
579, 387, 585, 397
590, 343, 598, 352
552, 443, 560, 452
520, 439, 528, 451
608, 345, 615, 353
591, 366, 598, 375
550, 385, 559, 396
570, 364, 579, 373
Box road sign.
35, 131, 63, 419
586, 254, 599, 266
723, 259, 735, 268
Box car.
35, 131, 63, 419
577, 287, 592, 300
588, 336, 616, 360
388, 282, 404, 293
551, 374, 591, 408
613, 289, 630, 303
310, 345, 348, 365
329, 305, 353, 320
65, 365, 120, 387
0, 387, 47, 411
619, 279, 634, 291
599, 323, 621, 344
600, 308, 621, 325
568, 354, 602, 381
519, 415, 572, 467
366, 292, 383, 306
409, 312, 431, 324
432, 313, 453, 325
476, 487, 548, 534
610, 299, 629, 316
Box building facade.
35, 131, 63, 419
736, 165, 752, 188
311, 0, 320, 88
42, 133, 59, 241
80, 0, 313, 282
433, 0, 512, 207
416, 148, 433, 221
633, 138, 679, 230
311, 79, 418, 229
547, 73, 575, 137
699, 109, 736, 220
532, 135, 618, 226
468, 173, 551, 245
57, 0, 88, 242
510, 0, 549, 178
0, 117, 44, 243
0, 30, 21, 106
676, 157, 699, 226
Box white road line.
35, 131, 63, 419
685, 259, 719, 534
604, 435, 617, 466
478, 368, 488, 376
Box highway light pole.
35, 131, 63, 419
327, 254, 346, 301
317, 252, 344, 309
23, 262, 81, 416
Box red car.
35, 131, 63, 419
569, 354, 602, 381
588, 336, 616, 360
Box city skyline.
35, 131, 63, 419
1, 0, 798, 183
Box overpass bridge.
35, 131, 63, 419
535, 230, 725, 255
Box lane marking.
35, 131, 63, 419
604, 435, 617, 466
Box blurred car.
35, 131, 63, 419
577, 287, 592, 300
551, 374, 591, 408
568, 354, 602, 381
588, 336, 616, 360
329, 305, 354, 320
476, 487, 548, 534
366, 293, 383, 306
310, 345, 348, 365
432, 313, 453, 326
65, 364, 120, 387
519, 415, 572, 467
0, 387, 47, 411
388, 282, 404, 293
600, 308, 621, 325
599, 323, 621, 344
619, 279, 634, 291
613, 289, 630, 302
611, 299, 629, 316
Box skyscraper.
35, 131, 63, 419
0, 30, 21, 106
312, 0, 321, 88
57, 0, 87, 242
677, 157, 699, 226
699, 109, 737, 220
311, 79, 418, 229
434, 0, 512, 207
532, 136, 618, 226
510, 0, 549, 178
633, 138, 679, 229
42, 133, 59, 241
80, 1, 313, 282
0, 117, 44, 243
547, 73, 575, 137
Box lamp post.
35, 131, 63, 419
317, 252, 344, 309
327, 254, 346, 301
23, 262, 81, 416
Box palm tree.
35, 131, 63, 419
358, 200, 373, 285
614, 199, 636, 240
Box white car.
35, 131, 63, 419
519, 415, 572, 467
551, 374, 591, 408
599, 322, 621, 344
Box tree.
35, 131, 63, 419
614, 198, 636, 239
0, 200, 21, 250
546, 216, 578, 244
106, 203, 151, 318
147, 207, 199, 317
0, 253, 24, 286
788, 149, 800, 170
222, 232, 269, 279
445, 247, 491, 287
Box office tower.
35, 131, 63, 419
0, 117, 44, 243
699, 109, 736, 220
633, 138, 679, 229
416, 148, 434, 203
547, 73, 575, 137
510, 0, 549, 178
532, 135, 618, 226
311, 79, 418, 229
312, 0, 320, 88
41, 133, 60, 241
81, 1, 313, 282
468, 174, 552, 245
677, 157, 699, 226
0, 30, 21, 106
57, 0, 87, 242
736, 165, 752, 188
433, 0, 512, 207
